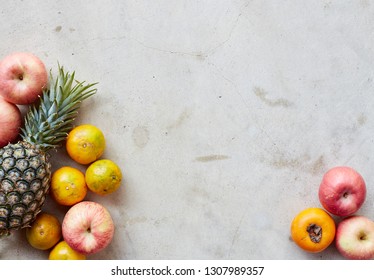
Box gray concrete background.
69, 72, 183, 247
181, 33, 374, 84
1, 0, 374, 259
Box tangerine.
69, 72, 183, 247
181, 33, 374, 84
66, 124, 105, 165
49, 240, 86, 260
50, 166, 87, 206
26, 213, 62, 250
85, 159, 122, 195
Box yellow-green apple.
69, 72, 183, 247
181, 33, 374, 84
336, 216, 374, 260
0, 52, 48, 105
318, 166, 366, 217
62, 201, 115, 255
0, 97, 22, 147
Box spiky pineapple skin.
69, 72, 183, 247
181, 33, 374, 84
0, 141, 51, 235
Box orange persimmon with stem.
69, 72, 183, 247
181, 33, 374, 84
291, 207, 336, 253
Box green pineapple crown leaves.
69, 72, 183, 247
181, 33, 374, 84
20, 65, 97, 151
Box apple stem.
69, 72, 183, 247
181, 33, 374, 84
307, 223, 322, 243
359, 233, 367, 241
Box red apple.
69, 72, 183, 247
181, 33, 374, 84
318, 166, 366, 217
0, 97, 22, 147
336, 216, 374, 260
62, 201, 115, 255
0, 52, 48, 105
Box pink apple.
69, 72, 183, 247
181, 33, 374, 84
336, 216, 374, 260
319, 166, 366, 217
62, 201, 115, 255
0, 52, 48, 105
0, 97, 22, 147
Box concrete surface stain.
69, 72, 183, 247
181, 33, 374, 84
253, 87, 293, 108
166, 109, 192, 131
323, 1, 332, 9
195, 155, 230, 162
126, 216, 148, 226
54, 26, 62, 32
153, 217, 169, 227
132, 126, 150, 148
190, 186, 210, 199
270, 152, 326, 175
311, 155, 325, 175
227, 209, 247, 258
213, 247, 225, 259
195, 52, 206, 61
271, 153, 309, 169
360, 0, 370, 8
357, 114, 367, 126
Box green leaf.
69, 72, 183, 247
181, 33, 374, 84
21, 65, 97, 150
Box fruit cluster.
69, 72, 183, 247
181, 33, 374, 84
291, 166, 374, 259
27, 108, 122, 260
36, 124, 121, 260
0, 52, 122, 260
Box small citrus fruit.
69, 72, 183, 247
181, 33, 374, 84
26, 213, 62, 250
49, 241, 86, 260
85, 159, 122, 195
66, 124, 105, 165
50, 166, 87, 206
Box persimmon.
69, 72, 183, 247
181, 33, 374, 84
291, 207, 336, 253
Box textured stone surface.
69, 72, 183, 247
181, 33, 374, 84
1, 0, 374, 259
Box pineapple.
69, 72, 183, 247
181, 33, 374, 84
0, 65, 96, 236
